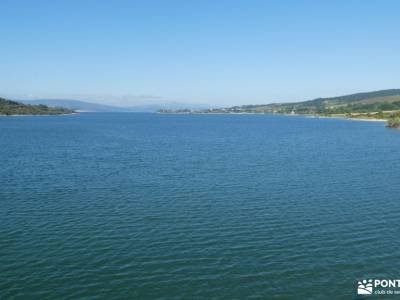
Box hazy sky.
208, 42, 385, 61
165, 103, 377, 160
1, 0, 400, 106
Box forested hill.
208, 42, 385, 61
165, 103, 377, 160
0, 97, 74, 115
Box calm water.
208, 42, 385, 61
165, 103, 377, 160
1, 113, 400, 299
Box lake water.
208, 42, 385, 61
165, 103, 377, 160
1, 113, 400, 299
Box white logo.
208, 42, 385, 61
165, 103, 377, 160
358, 279, 373, 295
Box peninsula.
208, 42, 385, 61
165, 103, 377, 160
158, 89, 400, 128
0, 97, 74, 116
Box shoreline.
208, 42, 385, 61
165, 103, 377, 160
0, 112, 78, 117
1, 111, 389, 124
304, 115, 386, 122
158, 111, 388, 123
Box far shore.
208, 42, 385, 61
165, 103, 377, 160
157, 111, 389, 123
0, 112, 78, 117
0, 111, 389, 125
304, 115, 386, 122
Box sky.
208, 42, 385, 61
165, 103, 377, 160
1, 0, 400, 106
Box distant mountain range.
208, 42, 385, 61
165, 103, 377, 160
20, 99, 210, 113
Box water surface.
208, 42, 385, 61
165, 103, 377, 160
1, 113, 400, 299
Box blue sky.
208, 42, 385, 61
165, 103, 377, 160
1, 0, 400, 106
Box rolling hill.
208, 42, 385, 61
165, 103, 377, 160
173, 89, 400, 116
268, 89, 400, 114
159, 89, 400, 127
0, 97, 74, 115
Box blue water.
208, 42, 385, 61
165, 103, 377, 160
1, 113, 400, 299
